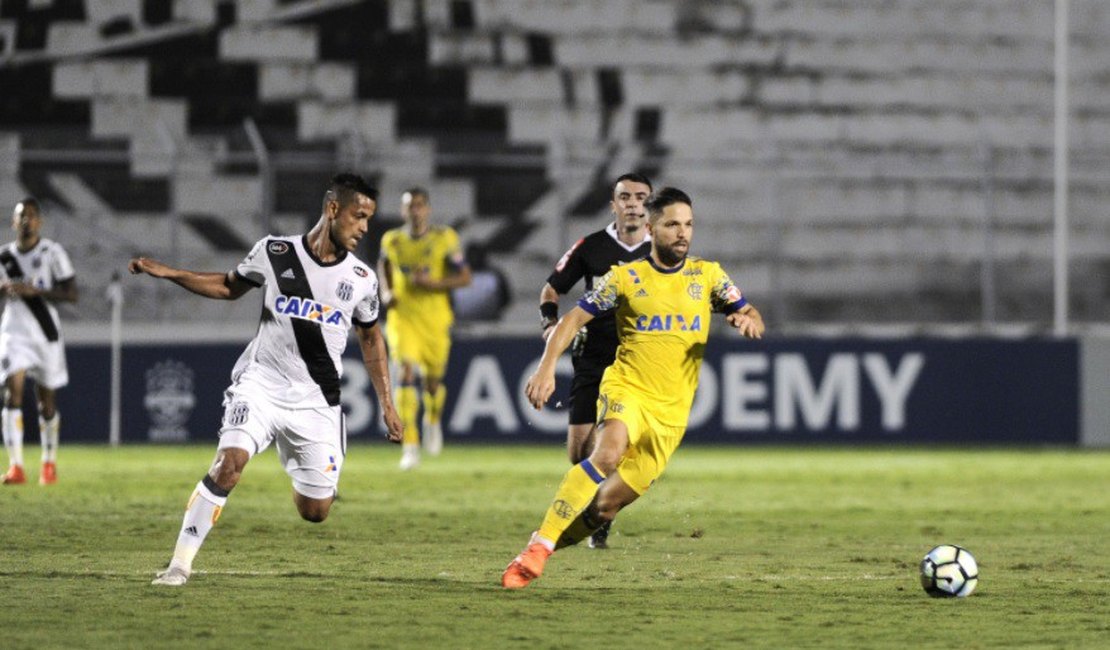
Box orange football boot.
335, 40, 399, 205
2, 465, 26, 485
40, 461, 56, 485
501, 534, 553, 589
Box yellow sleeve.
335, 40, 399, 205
578, 265, 622, 315
443, 227, 466, 269
708, 262, 747, 314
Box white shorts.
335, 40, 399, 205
217, 385, 346, 500
0, 333, 69, 389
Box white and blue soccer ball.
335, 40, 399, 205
920, 544, 979, 598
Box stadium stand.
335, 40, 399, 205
0, 0, 1107, 328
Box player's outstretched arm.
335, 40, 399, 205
525, 305, 593, 410
727, 304, 765, 340
128, 257, 253, 300
356, 322, 404, 443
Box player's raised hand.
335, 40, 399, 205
525, 369, 556, 410
728, 310, 765, 339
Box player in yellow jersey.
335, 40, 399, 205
379, 187, 471, 470
502, 187, 764, 589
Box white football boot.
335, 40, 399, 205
151, 559, 191, 586
399, 444, 420, 471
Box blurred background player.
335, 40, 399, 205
379, 187, 471, 470
0, 198, 77, 485
504, 187, 765, 589
538, 172, 653, 548
130, 173, 404, 586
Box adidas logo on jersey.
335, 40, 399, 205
274, 295, 344, 327
281, 268, 296, 279
634, 288, 649, 298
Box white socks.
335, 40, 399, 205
170, 478, 229, 572
2, 407, 23, 467
1, 409, 61, 467
40, 413, 59, 463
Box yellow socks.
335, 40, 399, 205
423, 384, 446, 426
399, 384, 420, 446
537, 460, 606, 546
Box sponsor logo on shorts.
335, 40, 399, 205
325, 455, 337, 472
268, 241, 290, 255
274, 294, 345, 327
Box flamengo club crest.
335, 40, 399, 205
143, 360, 196, 441
336, 279, 354, 302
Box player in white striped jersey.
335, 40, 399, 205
0, 198, 77, 486
130, 173, 404, 586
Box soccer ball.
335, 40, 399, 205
919, 544, 978, 598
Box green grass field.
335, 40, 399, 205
1, 444, 1107, 649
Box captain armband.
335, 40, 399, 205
540, 301, 559, 330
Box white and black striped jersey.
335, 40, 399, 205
231, 235, 380, 409
0, 238, 75, 343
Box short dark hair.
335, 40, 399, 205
324, 173, 378, 211
645, 187, 692, 221
402, 187, 429, 203
613, 173, 653, 194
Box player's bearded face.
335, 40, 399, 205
651, 204, 693, 267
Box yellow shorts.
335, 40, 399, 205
597, 384, 687, 495
384, 310, 452, 378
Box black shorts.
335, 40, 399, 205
568, 354, 609, 426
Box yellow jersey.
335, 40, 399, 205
577, 256, 747, 423
380, 225, 465, 326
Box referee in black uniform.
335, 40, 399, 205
538, 173, 653, 549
